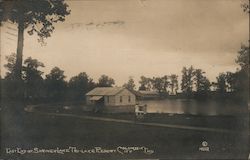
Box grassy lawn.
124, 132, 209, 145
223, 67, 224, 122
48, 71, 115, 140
1, 110, 249, 160
35, 105, 249, 130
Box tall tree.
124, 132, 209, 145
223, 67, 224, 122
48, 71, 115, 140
194, 69, 204, 92
187, 66, 195, 93
45, 67, 67, 100
138, 76, 152, 91
23, 57, 45, 100
225, 71, 236, 92
161, 75, 169, 93
151, 77, 164, 93
169, 74, 178, 95
181, 67, 188, 93
98, 75, 115, 87
216, 73, 227, 94
236, 44, 249, 72
0, 0, 70, 84
181, 66, 195, 96
193, 69, 210, 98
68, 72, 95, 100
3, 53, 21, 99
4, 52, 17, 80
238, 1, 249, 101
194, 69, 210, 93
235, 44, 249, 101
123, 77, 136, 90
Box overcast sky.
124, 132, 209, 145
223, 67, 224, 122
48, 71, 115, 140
1, 0, 249, 87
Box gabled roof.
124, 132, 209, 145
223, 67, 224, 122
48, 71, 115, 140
86, 87, 126, 96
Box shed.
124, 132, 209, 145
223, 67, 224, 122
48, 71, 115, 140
85, 87, 136, 113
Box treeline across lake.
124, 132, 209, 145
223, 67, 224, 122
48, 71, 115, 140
136, 44, 248, 102
136, 66, 247, 101
1, 44, 249, 104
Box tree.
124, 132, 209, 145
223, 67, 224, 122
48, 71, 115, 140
3, 53, 23, 99
194, 69, 204, 92
241, 2, 250, 13
238, 2, 249, 101
151, 77, 165, 93
0, 0, 70, 85
187, 66, 195, 93
169, 74, 178, 95
235, 44, 249, 101
45, 67, 67, 100
225, 71, 236, 92
123, 77, 136, 90
216, 73, 227, 94
194, 69, 210, 93
98, 75, 115, 87
138, 76, 152, 91
23, 57, 45, 100
181, 66, 195, 96
236, 44, 249, 72
161, 75, 169, 93
68, 72, 95, 100
4, 52, 17, 80
181, 67, 188, 93
193, 69, 210, 98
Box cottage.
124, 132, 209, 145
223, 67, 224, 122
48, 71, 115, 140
85, 87, 136, 113
137, 90, 160, 100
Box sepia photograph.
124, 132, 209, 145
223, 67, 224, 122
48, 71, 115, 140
0, 0, 249, 159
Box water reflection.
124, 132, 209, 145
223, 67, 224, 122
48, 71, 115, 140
140, 99, 246, 115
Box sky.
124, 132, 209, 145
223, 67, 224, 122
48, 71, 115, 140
0, 0, 249, 88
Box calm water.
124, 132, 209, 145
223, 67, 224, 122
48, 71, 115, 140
140, 99, 247, 116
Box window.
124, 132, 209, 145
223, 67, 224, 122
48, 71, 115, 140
128, 96, 131, 102
120, 96, 123, 103
107, 96, 109, 103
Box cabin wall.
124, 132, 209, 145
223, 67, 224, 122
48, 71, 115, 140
115, 89, 136, 106
104, 95, 116, 106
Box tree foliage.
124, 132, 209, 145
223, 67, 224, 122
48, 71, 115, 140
216, 73, 227, 93
4, 52, 16, 80
123, 77, 136, 90
151, 77, 164, 93
23, 57, 45, 99
181, 66, 195, 95
236, 44, 249, 72
0, 0, 70, 41
169, 74, 178, 95
193, 69, 210, 93
68, 72, 96, 100
98, 75, 115, 87
138, 76, 152, 91
45, 67, 67, 100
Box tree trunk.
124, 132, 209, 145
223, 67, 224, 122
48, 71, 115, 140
14, 16, 25, 103
15, 19, 24, 81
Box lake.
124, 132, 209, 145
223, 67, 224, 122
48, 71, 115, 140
140, 99, 247, 116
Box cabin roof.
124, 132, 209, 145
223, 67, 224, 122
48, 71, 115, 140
86, 87, 126, 96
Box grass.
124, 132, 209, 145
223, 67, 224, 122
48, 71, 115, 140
1, 109, 249, 160
0, 101, 249, 159
35, 104, 249, 130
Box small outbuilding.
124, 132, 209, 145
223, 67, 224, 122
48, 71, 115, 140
85, 87, 136, 113
137, 90, 160, 100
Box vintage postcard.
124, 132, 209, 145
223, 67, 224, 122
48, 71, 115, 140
0, 0, 249, 159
